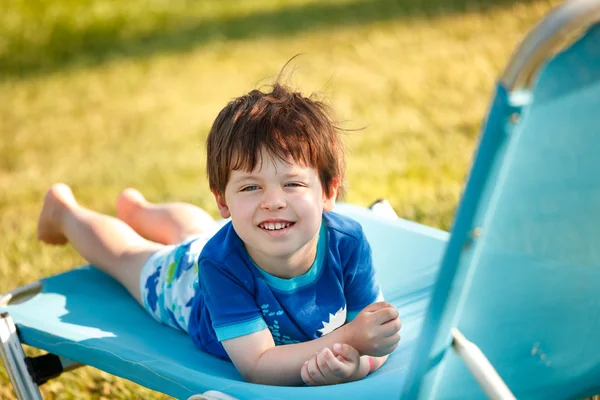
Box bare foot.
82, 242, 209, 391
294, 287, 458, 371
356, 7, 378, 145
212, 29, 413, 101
116, 188, 147, 224
37, 183, 77, 245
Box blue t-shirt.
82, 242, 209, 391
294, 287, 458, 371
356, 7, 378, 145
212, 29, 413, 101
187, 211, 381, 360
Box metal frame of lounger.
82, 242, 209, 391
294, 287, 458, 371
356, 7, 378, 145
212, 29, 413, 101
3, 0, 600, 398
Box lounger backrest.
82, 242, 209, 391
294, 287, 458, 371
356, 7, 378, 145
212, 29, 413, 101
406, 2, 600, 399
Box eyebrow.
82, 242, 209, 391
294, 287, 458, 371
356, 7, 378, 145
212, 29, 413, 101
230, 171, 308, 184
230, 175, 259, 184
283, 172, 306, 179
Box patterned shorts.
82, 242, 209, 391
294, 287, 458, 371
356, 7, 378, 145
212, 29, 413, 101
140, 225, 220, 332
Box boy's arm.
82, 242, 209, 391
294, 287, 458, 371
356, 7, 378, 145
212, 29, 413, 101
222, 302, 400, 386
301, 344, 389, 386
223, 325, 350, 385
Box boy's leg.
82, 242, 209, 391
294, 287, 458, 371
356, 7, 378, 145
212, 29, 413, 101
38, 183, 162, 305
116, 188, 217, 245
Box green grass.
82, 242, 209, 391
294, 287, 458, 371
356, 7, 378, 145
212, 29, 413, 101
1, 0, 559, 398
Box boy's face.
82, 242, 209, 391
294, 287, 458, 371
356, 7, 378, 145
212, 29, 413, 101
213, 149, 337, 274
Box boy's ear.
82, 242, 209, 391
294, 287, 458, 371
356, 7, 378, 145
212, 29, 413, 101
323, 178, 339, 212
212, 190, 231, 219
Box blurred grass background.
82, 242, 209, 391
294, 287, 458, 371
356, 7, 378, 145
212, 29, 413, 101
1, 0, 560, 398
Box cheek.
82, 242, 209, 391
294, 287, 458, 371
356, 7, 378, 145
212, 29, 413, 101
229, 197, 256, 218
296, 191, 326, 214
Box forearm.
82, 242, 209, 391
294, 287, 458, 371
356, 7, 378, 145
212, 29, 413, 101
248, 325, 353, 385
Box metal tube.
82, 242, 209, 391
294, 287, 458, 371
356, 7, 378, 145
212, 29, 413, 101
0, 281, 42, 307
500, 0, 600, 92
0, 313, 43, 400
452, 328, 516, 400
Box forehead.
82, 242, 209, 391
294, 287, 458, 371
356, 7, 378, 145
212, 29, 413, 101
230, 155, 314, 178
231, 146, 310, 171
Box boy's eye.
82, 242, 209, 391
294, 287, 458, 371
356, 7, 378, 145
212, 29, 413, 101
285, 182, 304, 188
240, 185, 259, 192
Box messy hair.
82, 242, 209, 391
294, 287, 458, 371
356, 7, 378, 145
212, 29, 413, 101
206, 81, 346, 200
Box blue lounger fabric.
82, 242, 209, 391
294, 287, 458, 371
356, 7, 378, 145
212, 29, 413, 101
1, 204, 448, 399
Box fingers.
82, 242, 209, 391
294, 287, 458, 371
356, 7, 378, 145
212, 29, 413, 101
302, 347, 357, 385
363, 301, 393, 313
370, 333, 401, 357
349, 304, 402, 357
302, 350, 335, 386
330, 343, 360, 379
301, 361, 316, 386
380, 316, 402, 337
302, 355, 322, 385
332, 343, 360, 363
371, 306, 399, 325
317, 349, 343, 382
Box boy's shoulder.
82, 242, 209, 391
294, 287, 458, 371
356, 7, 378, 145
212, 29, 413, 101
323, 212, 371, 268
323, 211, 365, 243
199, 222, 245, 266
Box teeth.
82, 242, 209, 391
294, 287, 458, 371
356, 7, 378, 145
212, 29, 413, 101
261, 222, 291, 230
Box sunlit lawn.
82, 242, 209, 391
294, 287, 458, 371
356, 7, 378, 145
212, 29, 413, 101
0, 0, 559, 398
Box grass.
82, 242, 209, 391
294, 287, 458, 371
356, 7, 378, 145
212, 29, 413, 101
0, 0, 560, 398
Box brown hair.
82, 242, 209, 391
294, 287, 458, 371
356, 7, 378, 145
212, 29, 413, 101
206, 82, 345, 200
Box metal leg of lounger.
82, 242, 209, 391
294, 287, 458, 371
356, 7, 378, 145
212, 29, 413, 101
0, 312, 43, 400
1, 283, 83, 393
452, 328, 516, 400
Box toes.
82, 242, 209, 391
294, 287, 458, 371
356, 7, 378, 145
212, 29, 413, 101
37, 186, 71, 245
116, 188, 146, 220
121, 188, 146, 204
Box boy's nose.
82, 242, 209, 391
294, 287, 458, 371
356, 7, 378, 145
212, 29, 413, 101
261, 188, 286, 210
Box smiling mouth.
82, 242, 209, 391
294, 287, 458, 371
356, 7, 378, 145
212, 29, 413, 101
258, 221, 295, 231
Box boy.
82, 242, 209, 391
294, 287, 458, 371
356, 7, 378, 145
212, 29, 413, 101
37, 83, 402, 386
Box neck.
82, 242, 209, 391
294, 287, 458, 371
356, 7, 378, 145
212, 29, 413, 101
248, 234, 319, 279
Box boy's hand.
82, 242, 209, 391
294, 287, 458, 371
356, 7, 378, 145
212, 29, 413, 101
347, 302, 401, 356
301, 343, 361, 386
